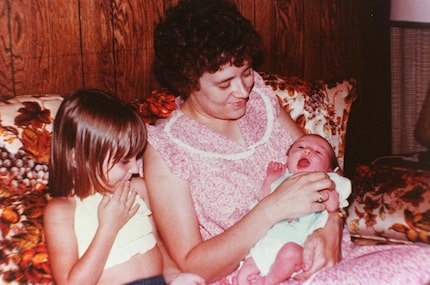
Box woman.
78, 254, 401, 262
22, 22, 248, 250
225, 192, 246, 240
144, 0, 430, 284
144, 0, 339, 283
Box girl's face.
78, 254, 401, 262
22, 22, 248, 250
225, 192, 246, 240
287, 135, 333, 174
104, 156, 139, 189
185, 62, 254, 121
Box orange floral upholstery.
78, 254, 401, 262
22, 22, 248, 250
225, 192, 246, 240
347, 164, 430, 244
260, 73, 357, 170
0, 95, 61, 284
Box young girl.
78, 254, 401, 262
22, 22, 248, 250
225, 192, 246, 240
44, 89, 205, 285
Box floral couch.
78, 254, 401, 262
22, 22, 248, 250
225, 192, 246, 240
347, 163, 430, 244
1, 72, 358, 284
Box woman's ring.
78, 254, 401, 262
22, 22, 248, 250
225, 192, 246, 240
317, 193, 324, 203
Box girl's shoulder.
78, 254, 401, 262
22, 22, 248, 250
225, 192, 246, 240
44, 196, 76, 220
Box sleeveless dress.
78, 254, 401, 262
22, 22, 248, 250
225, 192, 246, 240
147, 72, 294, 241
147, 72, 430, 285
74, 193, 157, 269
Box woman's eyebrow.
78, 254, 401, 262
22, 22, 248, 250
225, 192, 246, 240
213, 77, 233, 84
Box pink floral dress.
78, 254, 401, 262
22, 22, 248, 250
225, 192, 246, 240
147, 72, 430, 285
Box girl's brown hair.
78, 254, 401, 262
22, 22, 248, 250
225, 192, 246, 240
49, 89, 147, 199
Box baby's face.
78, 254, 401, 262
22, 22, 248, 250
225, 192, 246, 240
287, 135, 332, 174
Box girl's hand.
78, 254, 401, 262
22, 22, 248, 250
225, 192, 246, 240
97, 181, 140, 232
169, 272, 206, 285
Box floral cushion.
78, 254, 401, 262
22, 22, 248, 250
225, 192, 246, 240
0, 73, 357, 284
260, 73, 357, 169
347, 163, 430, 244
0, 95, 62, 284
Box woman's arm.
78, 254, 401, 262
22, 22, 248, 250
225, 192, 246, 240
293, 212, 343, 280
133, 177, 206, 285
144, 144, 331, 283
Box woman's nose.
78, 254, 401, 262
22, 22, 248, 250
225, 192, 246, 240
232, 79, 249, 98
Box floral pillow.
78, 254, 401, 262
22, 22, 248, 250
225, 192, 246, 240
347, 163, 430, 244
0, 95, 62, 285
260, 73, 357, 169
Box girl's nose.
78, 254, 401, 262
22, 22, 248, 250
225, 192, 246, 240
128, 158, 139, 174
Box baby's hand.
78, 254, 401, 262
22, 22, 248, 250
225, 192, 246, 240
97, 181, 139, 232
266, 161, 286, 180
169, 273, 206, 285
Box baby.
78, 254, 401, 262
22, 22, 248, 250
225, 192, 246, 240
237, 134, 351, 285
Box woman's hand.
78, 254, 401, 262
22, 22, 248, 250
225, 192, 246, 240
293, 212, 343, 280
264, 172, 334, 222
98, 181, 139, 232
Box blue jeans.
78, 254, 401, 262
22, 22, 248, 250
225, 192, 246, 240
124, 275, 166, 285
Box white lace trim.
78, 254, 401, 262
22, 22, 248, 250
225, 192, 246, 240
164, 87, 274, 160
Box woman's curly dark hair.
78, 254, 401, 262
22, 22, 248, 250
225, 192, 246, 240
153, 0, 263, 99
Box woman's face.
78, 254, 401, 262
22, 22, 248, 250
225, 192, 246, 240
186, 62, 254, 121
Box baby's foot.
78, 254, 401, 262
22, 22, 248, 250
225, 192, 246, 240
248, 274, 264, 285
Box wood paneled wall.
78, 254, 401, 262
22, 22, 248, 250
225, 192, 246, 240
0, 0, 391, 175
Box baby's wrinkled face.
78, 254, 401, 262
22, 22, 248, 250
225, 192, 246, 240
287, 135, 332, 174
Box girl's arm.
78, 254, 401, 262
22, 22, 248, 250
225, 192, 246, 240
144, 144, 330, 283
44, 182, 138, 285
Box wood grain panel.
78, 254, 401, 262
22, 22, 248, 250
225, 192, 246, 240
303, 0, 322, 79
254, 0, 275, 73
150, 0, 171, 91
234, 0, 254, 23
161, 0, 179, 12
343, 0, 391, 176
270, 0, 304, 76
0, 0, 13, 97
112, 0, 160, 102
80, 0, 115, 95
10, 0, 82, 95
319, 0, 354, 80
